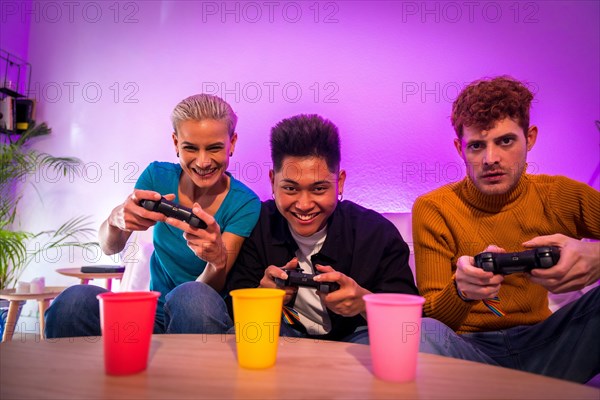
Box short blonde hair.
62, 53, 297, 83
170, 94, 237, 137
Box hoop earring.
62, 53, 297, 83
229, 152, 233, 157
176, 152, 179, 157
338, 193, 343, 201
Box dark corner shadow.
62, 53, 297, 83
346, 344, 372, 373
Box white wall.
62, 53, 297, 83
1, 2, 598, 326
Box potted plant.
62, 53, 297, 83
0, 122, 98, 335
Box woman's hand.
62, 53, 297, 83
164, 203, 227, 268
100, 190, 170, 255
108, 190, 171, 232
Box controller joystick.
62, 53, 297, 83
274, 268, 340, 294
474, 246, 560, 275
140, 197, 207, 229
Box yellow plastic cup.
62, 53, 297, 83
230, 288, 285, 369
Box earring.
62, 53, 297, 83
176, 151, 179, 157
272, 193, 275, 199
229, 152, 233, 157
338, 193, 343, 201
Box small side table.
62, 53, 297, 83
0, 286, 66, 342
56, 267, 124, 291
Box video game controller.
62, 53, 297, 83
474, 246, 560, 275
274, 268, 340, 294
139, 197, 207, 229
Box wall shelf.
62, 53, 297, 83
0, 49, 31, 98
0, 49, 33, 134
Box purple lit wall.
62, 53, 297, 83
3, 1, 599, 266
0, 0, 30, 59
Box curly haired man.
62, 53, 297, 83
412, 76, 600, 383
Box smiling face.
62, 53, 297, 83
270, 156, 346, 237
454, 117, 537, 196
173, 119, 237, 191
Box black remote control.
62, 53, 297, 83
140, 197, 207, 229
474, 246, 560, 275
81, 265, 125, 273
275, 268, 340, 294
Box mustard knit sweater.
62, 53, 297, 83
412, 174, 600, 333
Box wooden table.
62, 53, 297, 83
1, 334, 597, 399
56, 267, 124, 291
0, 287, 65, 342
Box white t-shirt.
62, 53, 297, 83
290, 226, 332, 335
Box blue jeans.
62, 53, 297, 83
275, 320, 370, 344
157, 285, 454, 346
45, 282, 233, 337
45, 282, 368, 344
418, 286, 600, 383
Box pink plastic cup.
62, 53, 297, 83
363, 293, 425, 383
97, 291, 160, 375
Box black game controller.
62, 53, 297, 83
274, 268, 340, 294
140, 197, 207, 229
474, 246, 560, 275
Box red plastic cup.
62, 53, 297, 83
97, 291, 160, 375
363, 293, 425, 383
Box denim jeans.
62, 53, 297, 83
45, 282, 367, 344
45, 282, 233, 337
47, 282, 598, 382
418, 286, 600, 383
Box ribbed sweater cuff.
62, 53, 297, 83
423, 276, 478, 331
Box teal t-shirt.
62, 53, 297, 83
135, 161, 260, 324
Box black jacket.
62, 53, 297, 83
225, 200, 418, 341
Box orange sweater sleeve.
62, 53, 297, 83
412, 195, 477, 330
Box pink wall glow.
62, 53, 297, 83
0, 0, 31, 60
2, 1, 598, 273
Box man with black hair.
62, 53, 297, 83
196, 114, 423, 343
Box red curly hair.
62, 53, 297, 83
451, 76, 534, 138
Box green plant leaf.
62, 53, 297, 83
0, 229, 31, 289
1, 122, 97, 289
